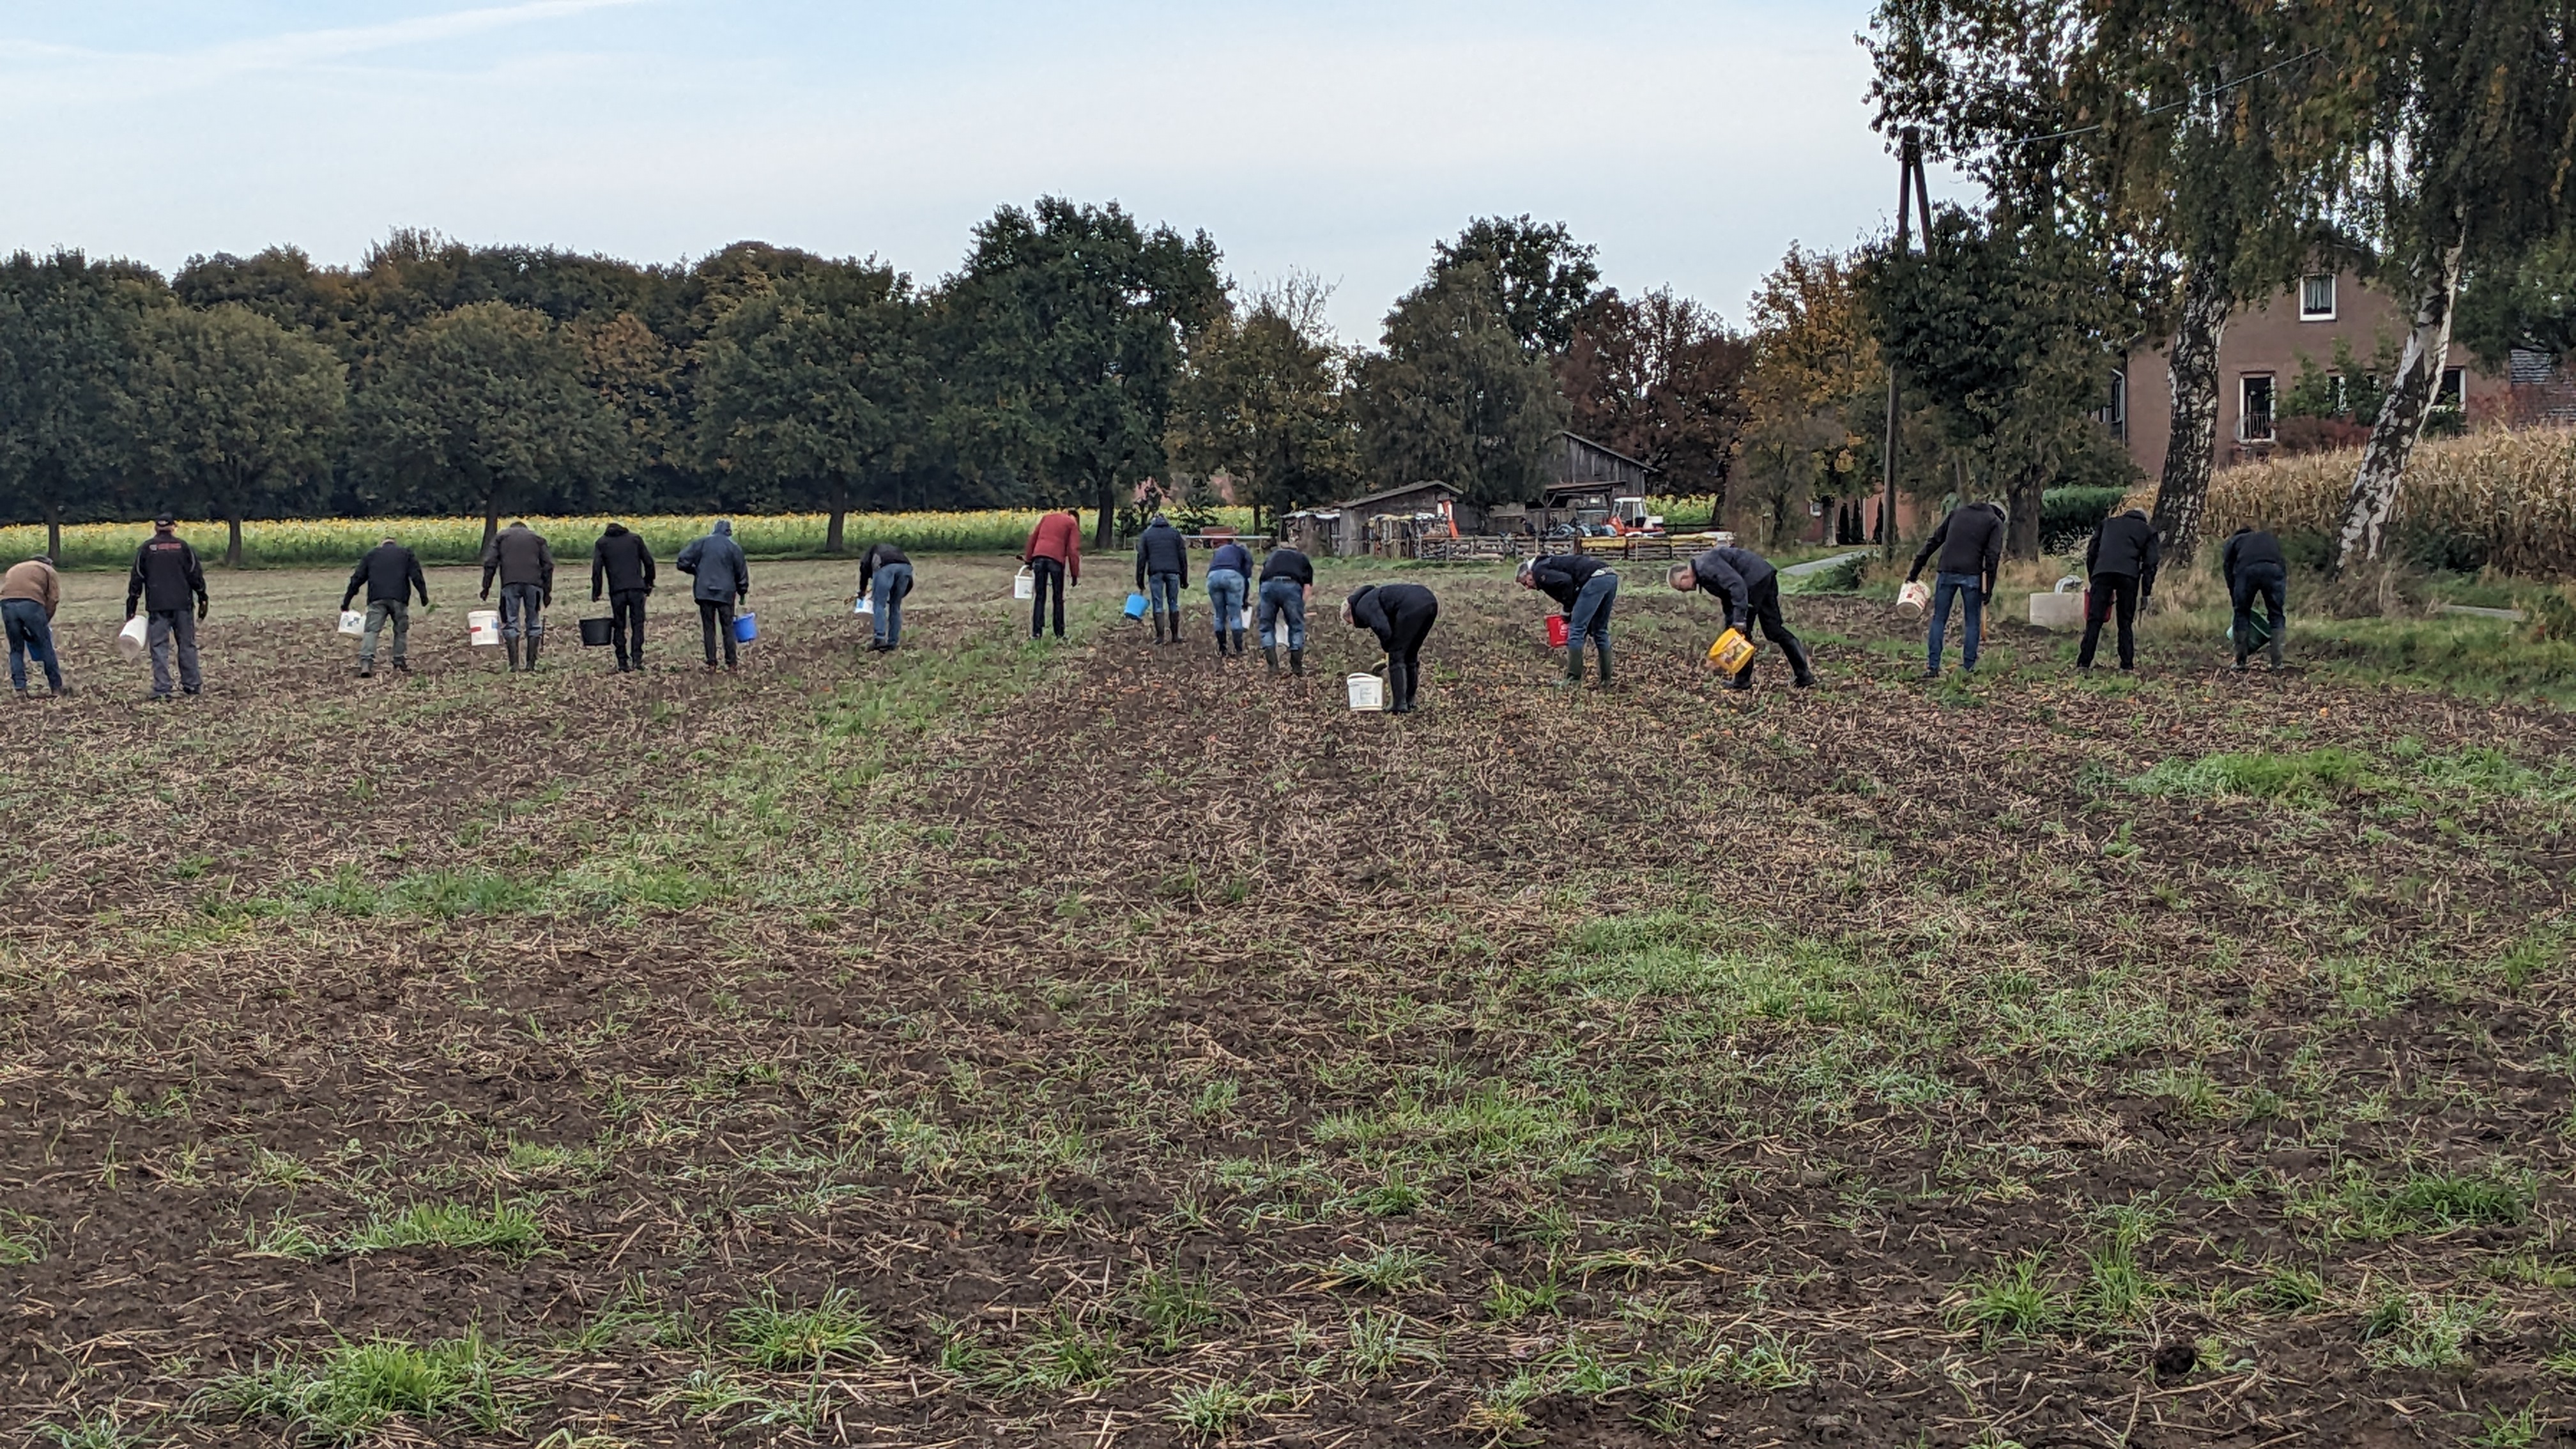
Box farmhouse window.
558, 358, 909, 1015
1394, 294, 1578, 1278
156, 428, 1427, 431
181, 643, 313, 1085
2239, 374, 2276, 442
2096, 367, 2128, 440
2438, 367, 2466, 408
2300, 274, 2336, 320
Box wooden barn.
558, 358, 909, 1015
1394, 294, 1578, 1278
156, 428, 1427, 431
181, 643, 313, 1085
1282, 480, 1478, 557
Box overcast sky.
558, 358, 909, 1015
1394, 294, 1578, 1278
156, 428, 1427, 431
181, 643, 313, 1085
0, 1, 1972, 340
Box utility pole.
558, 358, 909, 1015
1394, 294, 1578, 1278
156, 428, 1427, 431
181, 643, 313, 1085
1880, 128, 1929, 560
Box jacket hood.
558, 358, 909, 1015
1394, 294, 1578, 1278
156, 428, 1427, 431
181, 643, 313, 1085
604, 523, 629, 536
2120, 507, 2149, 520
712, 520, 733, 535
1147, 514, 1170, 528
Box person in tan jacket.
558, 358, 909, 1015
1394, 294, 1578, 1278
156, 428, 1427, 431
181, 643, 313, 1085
1, 556, 64, 696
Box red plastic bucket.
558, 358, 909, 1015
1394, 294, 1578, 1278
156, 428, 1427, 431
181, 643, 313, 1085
1547, 615, 1570, 648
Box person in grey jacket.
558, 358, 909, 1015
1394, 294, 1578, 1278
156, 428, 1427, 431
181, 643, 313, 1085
675, 519, 751, 671
1133, 514, 1191, 645
480, 519, 554, 671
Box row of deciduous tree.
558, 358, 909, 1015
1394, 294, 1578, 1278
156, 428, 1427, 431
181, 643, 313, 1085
0, 203, 1769, 561
1865, 0, 2576, 571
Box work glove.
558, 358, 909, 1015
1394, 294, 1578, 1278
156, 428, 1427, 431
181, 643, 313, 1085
593, 590, 603, 604
196, 599, 209, 621
124, 602, 137, 622
542, 590, 553, 608
480, 585, 491, 600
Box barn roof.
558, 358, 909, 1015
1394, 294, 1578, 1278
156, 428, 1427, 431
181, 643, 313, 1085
1326, 480, 1464, 510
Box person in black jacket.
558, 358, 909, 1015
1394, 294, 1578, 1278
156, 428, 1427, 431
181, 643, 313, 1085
341, 535, 429, 678
1906, 501, 2004, 677
2221, 526, 2288, 671
1257, 545, 1315, 675
125, 515, 208, 700
1667, 546, 1816, 691
1134, 514, 1191, 645
1345, 583, 1439, 714
2079, 507, 2161, 671
590, 522, 656, 672
857, 541, 912, 652
1518, 552, 1618, 687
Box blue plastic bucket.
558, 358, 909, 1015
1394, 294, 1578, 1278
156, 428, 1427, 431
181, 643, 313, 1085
1123, 592, 1149, 620
733, 610, 757, 643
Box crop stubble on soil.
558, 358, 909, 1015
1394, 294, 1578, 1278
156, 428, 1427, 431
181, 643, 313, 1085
3, 556, 2574, 1447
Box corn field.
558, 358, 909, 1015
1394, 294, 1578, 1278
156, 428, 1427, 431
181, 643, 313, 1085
0, 509, 1260, 571
2208, 428, 2576, 578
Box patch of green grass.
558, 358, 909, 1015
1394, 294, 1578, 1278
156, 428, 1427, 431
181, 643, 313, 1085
341, 1202, 547, 1261
2470, 1402, 2543, 1448
2126, 747, 2374, 805
2360, 1292, 2490, 1370
0, 1208, 45, 1265
1343, 1308, 1441, 1379
724, 1289, 879, 1370
1483, 1270, 1566, 1322
2253, 1264, 2327, 1313
298, 866, 545, 919
1167, 1380, 1276, 1439
1129, 1267, 1226, 1353
1949, 1255, 2064, 1342
2290, 613, 2576, 709
203, 1331, 528, 1442
1321, 1244, 1438, 1295
1012, 1312, 1121, 1390
2298, 1167, 2532, 1239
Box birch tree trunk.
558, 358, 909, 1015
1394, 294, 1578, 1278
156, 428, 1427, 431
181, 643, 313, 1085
2149, 254, 2232, 568
2336, 226, 2467, 571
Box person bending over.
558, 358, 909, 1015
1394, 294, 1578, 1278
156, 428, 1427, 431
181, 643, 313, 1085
1204, 538, 1253, 657
1667, 546, 1815, 691
1519, 552, 1619, 687
859, 541, 913, 652
1257, 545, 1315, 676
1133, 513, 1191, 645
1345, 583, 1439, 714
1907, 500, 2003, 678
343, 535, 428, 678
2222, 525, 2288, 672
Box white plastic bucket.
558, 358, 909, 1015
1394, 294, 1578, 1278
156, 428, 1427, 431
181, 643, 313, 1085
1239, 604, 1254, 631
1896, 579, 1930, 612
466, 608, 502, 646
337, 610, 366, 637
1346, 673, 1384, 711
1013, 567, 1035, 601
854, 595, 873, 617
116, 616, 148, 663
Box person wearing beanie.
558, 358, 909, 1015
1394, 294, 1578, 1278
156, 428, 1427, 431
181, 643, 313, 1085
1518, 552, 1618, 687
1667, 545, 1815, 691
1344, 582, 1439, 714
341, 534, 429, 678
1204, 537, 1254, 657
675, 519, 750, 671
1257, 544, 1315, 676
125, 514, 208, 700
1133, 512, 1191, 645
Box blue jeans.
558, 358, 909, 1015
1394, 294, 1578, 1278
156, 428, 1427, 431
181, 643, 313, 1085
2231, 562, 2287, 654
871, 562, 912, 645
500, 582, 545, 640
1258, 578, 1306, 649
3, 599, 59, 691
1927, 571, 1984, 673
1147, 571, 1182, 618
1205, 569, 1246, 636
1567, 570, 1617, 657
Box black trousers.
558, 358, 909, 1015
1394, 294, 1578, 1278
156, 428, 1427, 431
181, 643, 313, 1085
2079, 572, 2140, 669
1733, 577, 1813, 685
610, 590, 647, 666
1029, 558, 1066, 638
1382, 603, 1439, 712
697, 599, 738, 666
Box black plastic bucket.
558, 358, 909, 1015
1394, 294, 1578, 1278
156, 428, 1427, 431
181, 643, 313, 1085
579, 617, 614, 647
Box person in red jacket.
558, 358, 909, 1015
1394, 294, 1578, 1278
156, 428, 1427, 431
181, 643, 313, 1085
1022, 508, 1082, 639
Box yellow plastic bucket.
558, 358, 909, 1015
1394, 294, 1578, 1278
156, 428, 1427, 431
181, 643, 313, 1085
1706, 627, 1756, 674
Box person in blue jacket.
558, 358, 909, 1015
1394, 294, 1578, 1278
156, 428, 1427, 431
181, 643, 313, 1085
1204, 537, 1253, 657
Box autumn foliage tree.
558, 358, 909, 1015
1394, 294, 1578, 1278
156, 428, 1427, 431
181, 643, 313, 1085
1556, 288, 1752, 496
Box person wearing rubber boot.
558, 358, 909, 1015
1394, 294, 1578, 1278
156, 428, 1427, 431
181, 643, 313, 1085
342, 535, 428, 678
1667, 546, 1815, 692
1205, 538, 1253, 657
480, 519, 555, 672
1519, 553, 1618, 687
1346, 583, 1439, 714
2222, 526, 2289, 672
676, 519, 750, 671
1133, 513, 1190, 645
591, 521, 657, 672
858, 540, 912, 652
125, 516, 208, 700
2078, 507, 2159, 672
1906, 500, 2004, 678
